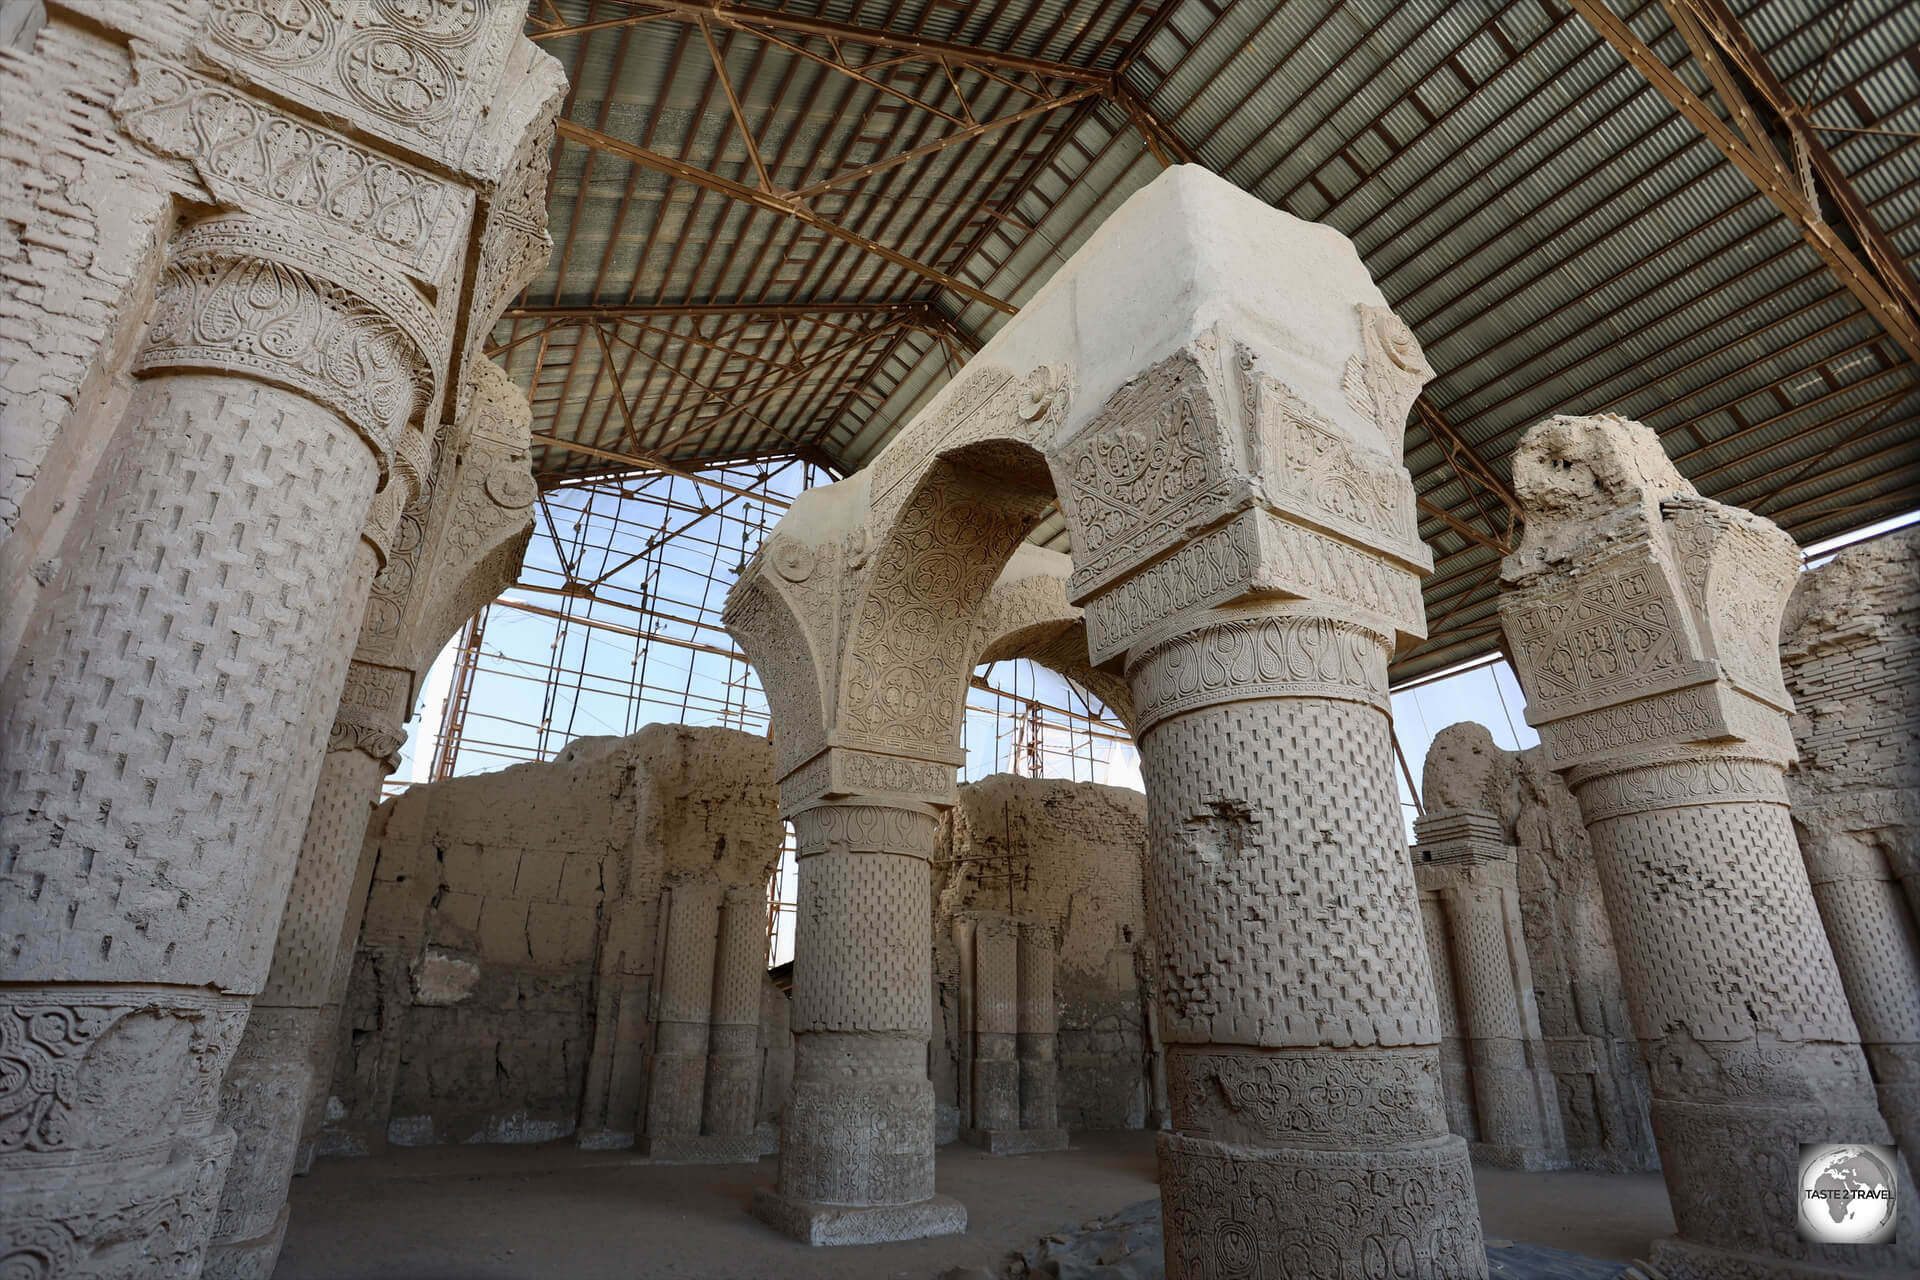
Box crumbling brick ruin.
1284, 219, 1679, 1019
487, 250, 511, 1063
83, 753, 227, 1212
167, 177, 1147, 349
933, 776, 1165, 1144
322, 725, 788, 1157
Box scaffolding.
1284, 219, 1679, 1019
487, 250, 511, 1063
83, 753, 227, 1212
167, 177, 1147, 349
392, 455, 1137, 962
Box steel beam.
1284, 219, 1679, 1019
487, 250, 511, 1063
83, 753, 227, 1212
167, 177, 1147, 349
1566, 0, 1920, 367
555, 118, 1017, 314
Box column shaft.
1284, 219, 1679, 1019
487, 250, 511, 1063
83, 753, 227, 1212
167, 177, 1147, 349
206, 559, 389, 1280
1576, 764, 1909, 1275
1017, 921, 1061, 1134
703, 883, 770, 1140
1132, 611, 1483, 1280
0, 370, 383, 1277
1802, 835, 1920, 1156
970, 915, 1021, 1136
1447, 885, 1558, 1167
751, 799, 965, 1244
643, 883, 722, 1146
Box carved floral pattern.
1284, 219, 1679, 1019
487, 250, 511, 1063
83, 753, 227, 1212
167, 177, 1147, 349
139, 247, 433, 452
116, 57, 467, 281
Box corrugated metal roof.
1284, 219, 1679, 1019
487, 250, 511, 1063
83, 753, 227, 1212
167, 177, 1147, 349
508, 0, 1920, 682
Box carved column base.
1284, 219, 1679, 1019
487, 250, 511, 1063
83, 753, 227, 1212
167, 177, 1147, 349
1649, 1096, 1919, 1274
0, 986, 249, 1279
700, 1024, 762, 1141
211, 1006, 325, 1249
200, 1204, 289, 1280
1156, 1130, 1483, 1280
750, 1188, 967, 1246
642, 1021, 710, 1142
759, 1039, 964, 1242
774, 1040, 933, 1204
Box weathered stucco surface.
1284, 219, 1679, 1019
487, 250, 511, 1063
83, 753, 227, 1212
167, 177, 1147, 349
323, 725, 785, 1157
1780, 527, 1920, 1157
0, 3, 560, 1274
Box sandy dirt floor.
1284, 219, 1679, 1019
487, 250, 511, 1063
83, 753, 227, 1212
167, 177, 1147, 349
278, 1131, 1675, 1279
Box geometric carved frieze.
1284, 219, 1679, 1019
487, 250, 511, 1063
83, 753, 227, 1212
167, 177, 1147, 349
1570, 757, 1791, 826
115, 54, 471, 289
1500, 548, 1716, 725
1246, 366, 1426, 568
1053, 342, 1239, 602
1081, 506, 1427, 665
1167, 1045, 1449, 1147
791, 801, 941, 862
0, 985, 249, 1157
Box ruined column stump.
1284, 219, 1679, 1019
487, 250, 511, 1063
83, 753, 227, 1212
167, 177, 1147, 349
751, 799, 965, 1244
1499, 413, 1919, 1280
958, 913, 1069, 1154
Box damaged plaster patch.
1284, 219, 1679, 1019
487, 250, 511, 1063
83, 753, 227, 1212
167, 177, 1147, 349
411, 947, 480, 1006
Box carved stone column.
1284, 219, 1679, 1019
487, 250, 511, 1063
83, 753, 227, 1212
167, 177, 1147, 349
0, 209, 432, 1276
1799, 830, 1920, 1157
968, 913, 1022, 1141
750, 796, 966, 1245
1498, 413, 1917, 1279
202, 655, 408, 1278
1412, 811, 1565, 1169
1418, 891, 1479, 1143
1049, 329, 1484, 1275
1017, 920, 1067, 1147
1780, 531, 1920, 1158
703, 883, 772, 1144
643, 882, 724, 1153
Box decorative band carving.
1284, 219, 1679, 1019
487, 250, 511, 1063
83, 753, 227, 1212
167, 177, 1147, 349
1082, 517, 1258, 665
136, 219, 441, 456
1168, 1046, 1448, 1147
1129, 612, 1389, 735
779, 748, 957, 810
1572, 757, 1789, 824
115, 55, 470, 285
791, 803, 939, 859
0, 986, 249, 1157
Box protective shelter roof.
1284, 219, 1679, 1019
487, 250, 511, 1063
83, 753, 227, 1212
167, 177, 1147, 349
503, 0, 1920, 682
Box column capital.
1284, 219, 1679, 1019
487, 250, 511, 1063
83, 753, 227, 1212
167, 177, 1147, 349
1053, 322, 1434, 667
328, 659, 411, 770
134, 214, 443, 476
1124, 604, 1391, 736
788, 796, 942, 860
778, 745, 957, 816
1498, 414, 1801, 775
